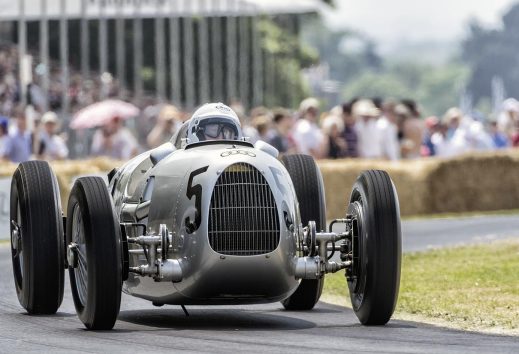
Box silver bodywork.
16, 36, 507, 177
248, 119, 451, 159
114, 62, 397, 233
109, 141, 305, 305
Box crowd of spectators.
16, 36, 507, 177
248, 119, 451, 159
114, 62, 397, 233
0, 44, 19, 117
232, 96, 519, 161
2, 42, 519, 164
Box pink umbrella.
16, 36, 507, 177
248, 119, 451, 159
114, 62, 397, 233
70, 99, 140, 129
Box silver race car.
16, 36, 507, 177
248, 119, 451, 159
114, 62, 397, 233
10, 103, 401, 330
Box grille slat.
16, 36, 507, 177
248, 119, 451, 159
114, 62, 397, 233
248, 168, 254, 253
208, 163, 280, 256
253, 169, 259, 253
224, 170, 228, 252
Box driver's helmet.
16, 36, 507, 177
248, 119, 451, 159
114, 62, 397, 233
184, 103, 243, 145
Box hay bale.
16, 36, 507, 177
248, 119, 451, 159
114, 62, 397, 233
318, 158, 437, 219
426, 150, 519, 214
49, 158, 123, 212
0, 162, 16, 178
3, 152, 519, 218
319, 150, 519, 218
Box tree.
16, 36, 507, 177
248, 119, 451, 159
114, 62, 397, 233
462, 3, 519, 103
300, 10, 468, 115
300, 17, 382, 83
257, 16, 318, 108
341, 62, 468, 116
417, 63, 469, 116
342, 71, 413, 101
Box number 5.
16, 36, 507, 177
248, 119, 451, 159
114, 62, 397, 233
185, 166, 208, 233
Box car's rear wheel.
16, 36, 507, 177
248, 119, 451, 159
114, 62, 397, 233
10, 161, 65, 314
281, 154, 326, 310
67, 177, 122, 330
347, 170, 401, 325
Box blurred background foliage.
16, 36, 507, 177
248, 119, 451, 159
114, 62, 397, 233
293, 1, 519, 116
257, 16, 318, 107
19, 0, 519, 113
463, 4, 519, 104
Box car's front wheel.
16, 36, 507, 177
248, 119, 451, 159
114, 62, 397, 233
347, 170, 401, 325
67, 177, 122, 330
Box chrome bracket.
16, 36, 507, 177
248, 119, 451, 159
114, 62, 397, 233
128, 224, 183, 282
296, 220, 352, 279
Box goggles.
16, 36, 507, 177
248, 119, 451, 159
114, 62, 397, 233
199, 122, 238, 140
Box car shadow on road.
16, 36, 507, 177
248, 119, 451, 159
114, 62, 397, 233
21, 312, 76, 318
118, 308, 317, 331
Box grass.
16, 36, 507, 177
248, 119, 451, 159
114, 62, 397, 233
322, 239, 519, 334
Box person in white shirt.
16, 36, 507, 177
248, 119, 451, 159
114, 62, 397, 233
497, 98, 519, 140
91, 116, 139, 160
433, 107, 469, 158
37, 111, 69, 160
431, 123, 454, 157
292, 97, 324, 159
353, 99, 385, 159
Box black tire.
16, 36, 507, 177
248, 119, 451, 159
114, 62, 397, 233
281, 154, 326, 310
10, 161, 65, 314
347, 170, 401, 325
66, 177, 122, 330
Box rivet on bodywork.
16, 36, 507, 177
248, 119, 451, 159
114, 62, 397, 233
220, 255, 226, 260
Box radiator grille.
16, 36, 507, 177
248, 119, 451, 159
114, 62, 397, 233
208, 163, 280, 256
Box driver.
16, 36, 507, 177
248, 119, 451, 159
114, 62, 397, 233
173, 103, 243, 148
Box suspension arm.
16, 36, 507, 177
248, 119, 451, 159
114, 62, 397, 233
295, 219, 353, 279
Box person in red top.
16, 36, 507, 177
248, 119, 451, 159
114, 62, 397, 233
512, 119, 519, 147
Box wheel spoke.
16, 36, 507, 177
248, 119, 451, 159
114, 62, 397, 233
76, 246, 87, 263
78, 214, 84, 244
76, 260, 88, 306
19, 250, 23, 274
74, 207, 81, 243
16, 201, 23, 276
75, 268, 86, 305
72, 204, 88, 307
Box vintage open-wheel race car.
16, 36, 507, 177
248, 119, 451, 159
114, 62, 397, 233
10, 103, 401, 330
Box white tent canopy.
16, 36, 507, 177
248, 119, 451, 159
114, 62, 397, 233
0, 0, 322, 21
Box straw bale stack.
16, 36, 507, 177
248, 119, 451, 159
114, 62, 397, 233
318, 150, 519, 218
2, 151, 519, 218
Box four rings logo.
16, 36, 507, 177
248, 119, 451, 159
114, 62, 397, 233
220, 150, 256, 157
215, 104, 231, 113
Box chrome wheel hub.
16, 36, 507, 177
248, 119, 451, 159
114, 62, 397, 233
11, 223, 20, 251
67, 243, 78, 268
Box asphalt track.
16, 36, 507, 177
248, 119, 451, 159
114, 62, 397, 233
401, 214, 519, 252
1, 215, 518, 353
